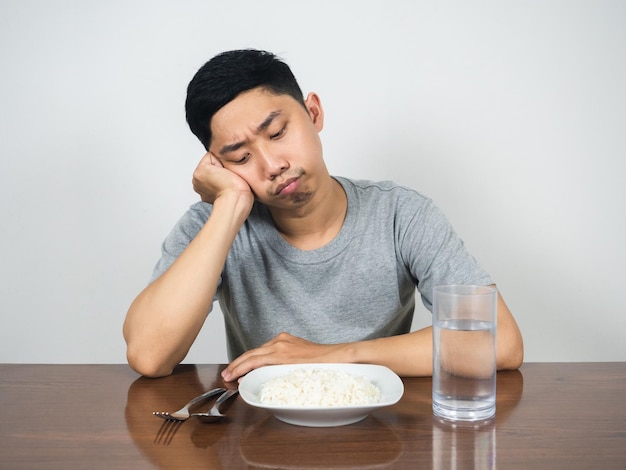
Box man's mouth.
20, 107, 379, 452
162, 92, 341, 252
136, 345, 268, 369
274, 177, 300, 195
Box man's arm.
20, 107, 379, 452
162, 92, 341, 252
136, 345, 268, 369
123, 153, 254, 378
346, 289, 523, 375
221, 288, 523, 381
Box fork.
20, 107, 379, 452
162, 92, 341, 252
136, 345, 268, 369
153, 387, 225, 421
191, 389, 239, 422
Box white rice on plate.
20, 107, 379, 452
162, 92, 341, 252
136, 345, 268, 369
259, 367, 382, 407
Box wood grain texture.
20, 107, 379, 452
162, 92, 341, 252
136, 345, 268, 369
1, 363, 624, 469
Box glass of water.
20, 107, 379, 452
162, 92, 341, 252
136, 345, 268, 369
432, 285, 497, 421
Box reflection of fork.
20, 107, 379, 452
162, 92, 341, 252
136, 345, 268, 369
154, 418, 181, 445
153, 387, 224, 421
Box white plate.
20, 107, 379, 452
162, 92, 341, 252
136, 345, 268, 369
239, 363, 404, 427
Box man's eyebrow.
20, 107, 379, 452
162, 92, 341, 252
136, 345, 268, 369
218, 110, 282, 156
219, 141, 244, 156
256, 110, 281, 133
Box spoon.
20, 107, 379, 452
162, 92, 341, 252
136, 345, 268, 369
191, 389, 239, 422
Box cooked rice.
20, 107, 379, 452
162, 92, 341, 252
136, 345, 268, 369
259, 368, 381, 407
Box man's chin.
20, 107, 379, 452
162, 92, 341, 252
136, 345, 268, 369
290, 191, 314, 204
260, 191, 315, 210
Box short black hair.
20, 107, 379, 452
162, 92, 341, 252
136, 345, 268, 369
185, 49, 305, 150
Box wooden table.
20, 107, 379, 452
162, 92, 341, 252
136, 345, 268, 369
1, 363, 624, 469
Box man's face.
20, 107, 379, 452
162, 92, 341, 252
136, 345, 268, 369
208, 87, 327, 209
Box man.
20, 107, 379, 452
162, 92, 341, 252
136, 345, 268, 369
123, 49, 523, 380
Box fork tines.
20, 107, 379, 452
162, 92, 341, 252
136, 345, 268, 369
153, 411, 180, 421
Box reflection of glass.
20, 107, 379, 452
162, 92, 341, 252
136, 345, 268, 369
239, 415, 403, 469
431, 369, 524, 469
433, 418, 496, 469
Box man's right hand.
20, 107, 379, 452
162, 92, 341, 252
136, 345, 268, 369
192, 152, 253, 204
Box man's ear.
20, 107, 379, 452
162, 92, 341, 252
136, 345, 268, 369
304, 92, 324, 131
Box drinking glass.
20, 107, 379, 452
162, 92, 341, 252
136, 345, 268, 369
432, 285, 497, 421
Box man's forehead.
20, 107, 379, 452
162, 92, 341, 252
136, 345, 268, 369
210, 90, 294, 146
216, 89, 291, 120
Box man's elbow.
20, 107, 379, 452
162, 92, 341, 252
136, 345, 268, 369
126, 346, 175, 378
497, 334, 524, 371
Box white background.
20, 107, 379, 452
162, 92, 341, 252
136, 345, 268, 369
1, 1, 624, 365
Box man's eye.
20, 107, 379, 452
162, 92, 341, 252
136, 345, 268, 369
270, 127, 286, 139
235, 153, 251, 164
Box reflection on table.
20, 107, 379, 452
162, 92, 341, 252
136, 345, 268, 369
124, 364, 525, 468
1, 363, 625, 469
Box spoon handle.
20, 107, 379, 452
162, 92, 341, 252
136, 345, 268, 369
212, 389, 239, 412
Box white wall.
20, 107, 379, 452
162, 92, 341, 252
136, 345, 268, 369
1, 0, 624, 365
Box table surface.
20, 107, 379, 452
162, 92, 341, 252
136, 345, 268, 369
1, 363, 625, 469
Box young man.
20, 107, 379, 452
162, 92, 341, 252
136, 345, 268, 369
123, 49, 523, 380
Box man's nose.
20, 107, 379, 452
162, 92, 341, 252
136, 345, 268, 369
260, 150, 289, 179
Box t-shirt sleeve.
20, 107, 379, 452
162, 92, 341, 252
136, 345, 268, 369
397, 195, 493, 311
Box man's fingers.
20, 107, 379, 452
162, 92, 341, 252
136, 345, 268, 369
207, 151, 224, 167
222, 349, 272, 382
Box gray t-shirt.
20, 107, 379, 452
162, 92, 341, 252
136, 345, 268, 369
152, 177, 493, 360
